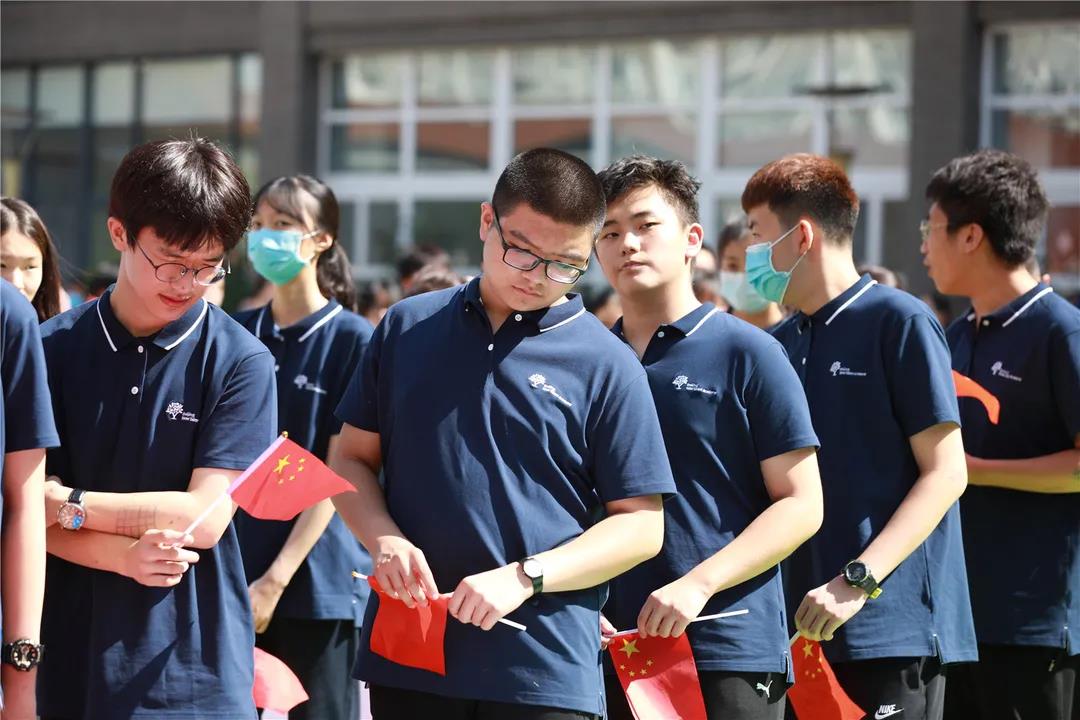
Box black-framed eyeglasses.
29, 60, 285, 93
134, 240, 230, 286
492, 210, 588, 284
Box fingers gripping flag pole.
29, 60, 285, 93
351, 572, 527, 632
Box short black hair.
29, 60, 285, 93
925, 149, 1048, 267
598, 155, 701, 226
396, 244, 451, 282
717, 215, 750, 255
491, 148, 606, 238
109, 137, 252, 254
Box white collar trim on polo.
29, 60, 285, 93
965, 286, 1054, 328
255, 303, 343, 343
824, 280, 878, 326
96, 297, 208, 352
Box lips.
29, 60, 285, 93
620, 260, 649, 272
513, 285, 543, 298
159, 293, 191, 309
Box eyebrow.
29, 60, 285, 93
507, 228, 588, 264
746, 219, 758, 230
602, 210, 657, 228
159, 247, 225, 263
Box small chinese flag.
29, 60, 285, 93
367, 576, 449, 676
788, 637, 863, 720
253, 647, 309, 712
952, 370, 1001, 425
229, 435, 356, 521
609, 632, 707, 720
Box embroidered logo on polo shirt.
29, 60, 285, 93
165, 402, 199, 423
672, 374, 717, 396
989, 361, 1022, 382
828, 361, 867, 378
293, 374, 328, 395
528, 374, 572, 408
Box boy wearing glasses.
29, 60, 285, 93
331, 148, 676, 720
36, 139, 277, 719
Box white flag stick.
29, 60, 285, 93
182, 435, 289, 537
351, 571, 527, 632
610, 608, 750, 638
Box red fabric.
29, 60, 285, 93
608, 632, 707, 720
952, 370, 1001, 425
788, 637, 863, 720
231, 437, 356, 520
367, 576, 449, 676
253, 647, 309, 712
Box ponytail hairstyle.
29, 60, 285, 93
1, 197, 63, 322
251, 175, 357, 311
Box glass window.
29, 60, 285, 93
418, 50, 494, 107
37, 66, 83, 128
991, 108, 1080, 169
721, 35, 823, 99
330, 124, 400, 173
417, 121, 490, 171
1, 69, 32, 122
1, 69, 32, 196
143, 57, 231, 124
331, 54, 403, 109
831, 106, 909, 166
719, 111, 814, 166
413, 200, 483, 266
611, 41, 699, 106
237, 54, 263, 181
513, 46, 594, 105
831, 30, 910, 96
993, 26, 1080, 96
92, 62, 135, 126
514, 118, 591, 161
369, 201, 399, 266
611, 114, 695, 165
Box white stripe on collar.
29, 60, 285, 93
298, 304, 343, 343
95, 299, 117, 352
254, 306, 268, 338
163, 300, 209, 351
824, 280, 878, 326
685, 307, 720, 336
1001, 287, 1053, 328
538, 307, 586, 333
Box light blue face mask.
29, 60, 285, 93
247, 228, 317, 286
745, 224, 806, 304
719, 270, 771, 313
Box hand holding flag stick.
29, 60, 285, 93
608, 608, 750, 638
787, 632, 864, 720
352, 571, 527, 631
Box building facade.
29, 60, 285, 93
2, 1, 1077, 293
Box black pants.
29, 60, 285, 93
944, 644, 1078, 720
606, 669, 786, 720
822, 656, 944, 720
369, 684, 597, 719
255, 616, 360, 720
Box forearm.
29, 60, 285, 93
330, 454, 403, 552
262, 500, 335, 586
967, 449, 1080, 494
45, 525, 132, 576
688, 492, 821, 595
534, 499, 664, 593
2, 451, 46, 646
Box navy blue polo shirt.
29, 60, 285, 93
947, 284, 1080, 654
234, 300, 374, 624
335, 278, 677, 715
606, 304, 818, 679
771, 275, 977, 664
38, 287, 277, 719
0, 280, 60, 640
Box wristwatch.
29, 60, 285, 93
57, 488, 87, 531
2, 639, 44, 671
520, 557, 543, 596
842, 560, 882, 599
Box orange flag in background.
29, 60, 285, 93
952, 370, 1001, 425
788, 637, 863, 720
609, 632, 707, 720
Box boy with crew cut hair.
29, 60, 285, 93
595, 155, 824, 720
37, 138, 277, 719
742, 154, 976, 720
331, 148, 676, 720
922, 149, 1079, 720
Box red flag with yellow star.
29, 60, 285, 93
608, 632, 707, 720
788, 637, 863, 720
229, 436, 356, 520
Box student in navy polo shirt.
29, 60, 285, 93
922, 149, 1080, 720
234, 175, 374, 720
36, 138, 277, 720
330, 148, 677, 720
741, 154, 976, 720
593, 156, 823, 720
1, 280, 59, 719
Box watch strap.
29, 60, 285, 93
68, 488, 86, 505
521, 557, 543, 595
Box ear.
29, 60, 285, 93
959, 223, 986, 256
106, 217, 130, 253
479, 202, 495, 243
797, 219, 816, 255
685, 223, 705, 261
311, 231, 334, 255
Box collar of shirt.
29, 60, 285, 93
963, 282, 1053, 330
461, 276, 587, 333
254, 299, 343, 343
612, 302, 719, 342
796, 273, 878, 332
96, 286, 208, 353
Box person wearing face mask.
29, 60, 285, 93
233, 175, 373, 720
717, 216, 785, 331
742, 154, 976, 720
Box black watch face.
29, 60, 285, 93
846, 562, 867, 583
7, 641, 42, 670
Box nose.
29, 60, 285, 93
919, 237, 928, 255
621, 232, 641, 255
10, 267, 25, 290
